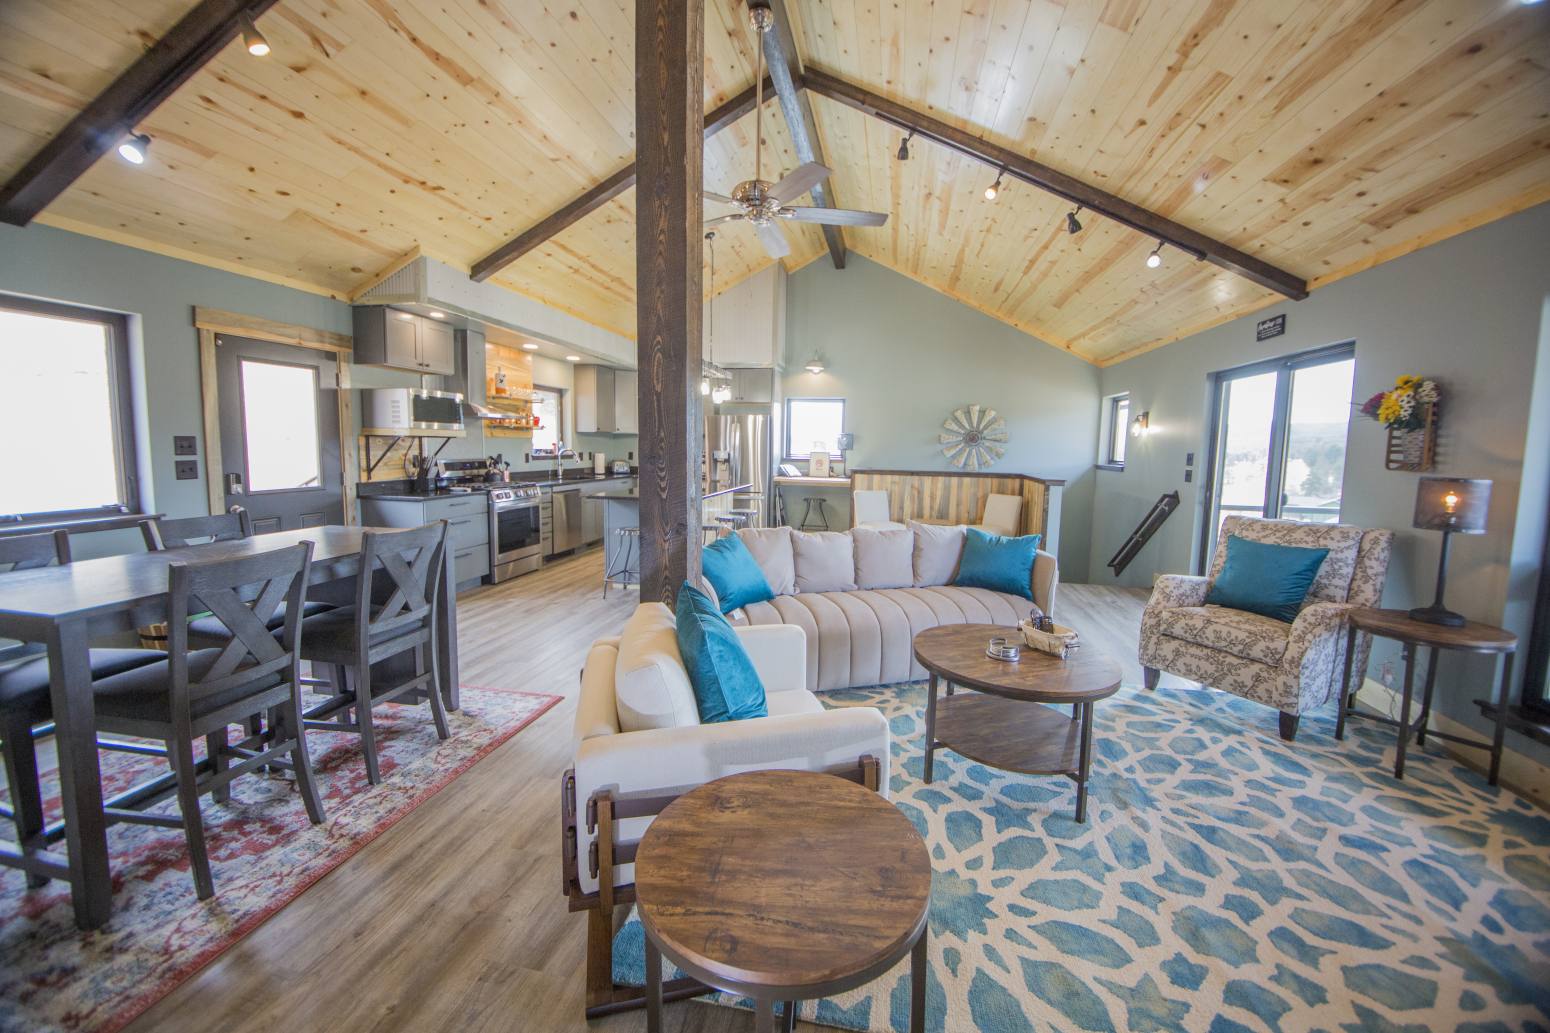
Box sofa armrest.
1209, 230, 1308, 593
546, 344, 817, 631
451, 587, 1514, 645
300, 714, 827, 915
1146, 574, 1210, 611
1285, 602, 1358, 706
733, 623, 807, 694
574, 639, 621, 743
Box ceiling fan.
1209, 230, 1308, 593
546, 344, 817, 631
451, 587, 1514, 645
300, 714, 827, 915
703, 2, 888, 259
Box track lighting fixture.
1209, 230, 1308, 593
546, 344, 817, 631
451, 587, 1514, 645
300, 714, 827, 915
896, 131, 914, 162
240, 14, 270, 56
116, 133, 150, 165
1065, 207, 1082, 235
983, 170, 1004, 201
1146, 241, 1163, 269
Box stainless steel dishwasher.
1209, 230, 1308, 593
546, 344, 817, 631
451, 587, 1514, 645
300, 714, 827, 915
548, 486, 585, 555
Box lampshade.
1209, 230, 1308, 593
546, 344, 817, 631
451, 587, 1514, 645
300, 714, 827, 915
1413, 477, 1491, 534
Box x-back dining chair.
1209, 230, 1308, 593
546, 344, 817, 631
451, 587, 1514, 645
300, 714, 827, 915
299, 522, 450, 785
0, 530, 165, 888
89, 541, 326, 899
139, 507, 253, 551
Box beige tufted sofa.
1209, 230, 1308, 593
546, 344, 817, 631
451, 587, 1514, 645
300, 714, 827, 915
709, 523, 1058, 693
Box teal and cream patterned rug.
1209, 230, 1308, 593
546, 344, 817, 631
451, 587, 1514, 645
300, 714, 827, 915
614, 681, 1550, 1032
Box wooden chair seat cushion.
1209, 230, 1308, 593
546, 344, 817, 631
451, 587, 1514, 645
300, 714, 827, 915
0, 649, 167, 724
186, 600, 337, 645
91, 648, 285, 724
294, 606, 426, 665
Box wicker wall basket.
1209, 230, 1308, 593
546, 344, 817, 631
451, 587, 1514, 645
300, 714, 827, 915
1385, 402, 1437, 471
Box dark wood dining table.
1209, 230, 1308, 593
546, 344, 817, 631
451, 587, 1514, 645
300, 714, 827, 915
0, 525, 460, 930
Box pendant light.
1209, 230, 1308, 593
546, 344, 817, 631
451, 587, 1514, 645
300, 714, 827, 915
240, 14, 271, 56
703, 231, 732, 403
1146, 242, 1163, 269
983, 169, 1004, 201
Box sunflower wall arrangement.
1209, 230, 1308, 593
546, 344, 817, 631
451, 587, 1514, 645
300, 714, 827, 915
1359, 374, 1441, 471
939, 405, 1007, 470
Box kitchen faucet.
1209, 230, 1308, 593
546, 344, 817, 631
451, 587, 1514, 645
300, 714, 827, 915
550, 440, 579, 476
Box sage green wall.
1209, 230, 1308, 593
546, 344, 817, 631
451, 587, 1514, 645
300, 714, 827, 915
783, 255, 1100, 581
1091, 202, 1550, 764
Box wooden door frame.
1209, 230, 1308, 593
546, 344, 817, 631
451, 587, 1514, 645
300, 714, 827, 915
193, 307, 357, 524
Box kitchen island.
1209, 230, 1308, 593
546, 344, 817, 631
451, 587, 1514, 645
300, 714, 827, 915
589, 483, 751, 590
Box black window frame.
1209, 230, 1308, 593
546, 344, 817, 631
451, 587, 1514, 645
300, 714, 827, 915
0, 295, 140, 528
783, 397, 846, 461
1102, 393, 1131, 469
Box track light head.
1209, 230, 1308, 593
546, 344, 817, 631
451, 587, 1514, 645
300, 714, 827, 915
240, 14, 270, 56
1146, 242, 1163, 269
896, 131, 913, 162
984, 170, 1003, 201
1066, 207, 1082, 235
117, 133, 150, 165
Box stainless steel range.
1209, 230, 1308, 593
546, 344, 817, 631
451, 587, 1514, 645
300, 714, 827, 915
489, 484, 543, 582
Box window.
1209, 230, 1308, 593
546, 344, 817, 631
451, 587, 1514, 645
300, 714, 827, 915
785, 397, 845, 460
1102, 393, 1131, 468
531, 385, 563, 452
0, 297, 138, 522
239, 359, 321, 492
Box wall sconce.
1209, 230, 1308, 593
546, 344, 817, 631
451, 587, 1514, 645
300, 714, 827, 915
804, 355, 826, 374
1130, 411, 1151, 437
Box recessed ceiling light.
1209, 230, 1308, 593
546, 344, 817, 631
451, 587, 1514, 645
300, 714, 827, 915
565, 355, 582, 362
396, 312, 414, 321
521, 342, 539, 351
241, 15, 270, 56
428, 310, 445, 319
117, 133, 150, 165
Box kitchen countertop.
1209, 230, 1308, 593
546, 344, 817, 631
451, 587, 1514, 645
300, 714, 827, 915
586, 482, 752, 501
358, 469, 637, 502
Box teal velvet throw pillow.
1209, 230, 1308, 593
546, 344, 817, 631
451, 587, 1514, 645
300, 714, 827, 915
953, 527, 1042, 601
1205, 535, 1330, 623
674, 582, 768, 724
701, 533, 775, 614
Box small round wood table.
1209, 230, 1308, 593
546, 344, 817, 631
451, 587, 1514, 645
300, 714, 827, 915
1336, 607, 1518, 783
913, 623, 1122, 823
635, 770, 932, 1033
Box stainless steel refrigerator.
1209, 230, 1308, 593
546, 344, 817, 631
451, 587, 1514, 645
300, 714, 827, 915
708, 403, 775, 527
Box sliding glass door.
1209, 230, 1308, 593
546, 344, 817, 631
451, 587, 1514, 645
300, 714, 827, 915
1200, 344, 1356, 568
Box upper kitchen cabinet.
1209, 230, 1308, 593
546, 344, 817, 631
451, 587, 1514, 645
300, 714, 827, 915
704, 264, 785, 369
574, 364, 616, 434
353, 306, 456, 375
614, 369, 638, 434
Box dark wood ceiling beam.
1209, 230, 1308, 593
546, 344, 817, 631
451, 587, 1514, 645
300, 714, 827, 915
0, 0, 279, 227
756, 0, 845, 269
471, 76, 773, 283
802, 66, 1309, 301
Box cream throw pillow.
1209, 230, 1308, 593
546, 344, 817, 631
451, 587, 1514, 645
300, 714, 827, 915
852, 527, 915, 589
791, 530, 859, 594
737, 527, 797, 596
910, 521, 967, 587
613, 603, 701, 732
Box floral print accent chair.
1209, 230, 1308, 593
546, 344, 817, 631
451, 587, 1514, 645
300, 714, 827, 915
1139, 516, 1393, 742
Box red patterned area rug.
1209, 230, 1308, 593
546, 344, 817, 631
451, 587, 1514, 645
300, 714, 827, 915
0, 686, 560, 1033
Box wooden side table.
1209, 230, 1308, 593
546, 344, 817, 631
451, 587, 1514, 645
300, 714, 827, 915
1336, 607, 1518, 783
635, 770, 932, 1033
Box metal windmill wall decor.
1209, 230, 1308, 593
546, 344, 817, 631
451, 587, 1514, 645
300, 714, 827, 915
939, 405, 1008, 470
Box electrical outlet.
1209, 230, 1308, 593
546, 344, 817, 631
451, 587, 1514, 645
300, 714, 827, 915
1379, 659, 1395, 689
175, 460, 198, 480
173, 435, 197, 456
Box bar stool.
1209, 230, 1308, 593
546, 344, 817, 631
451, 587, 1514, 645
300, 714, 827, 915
702, 524, 726, 545
715, 514, 745, 534
604, 527, 639, 597
799, 496, 831, 531
729, 507, 761, 530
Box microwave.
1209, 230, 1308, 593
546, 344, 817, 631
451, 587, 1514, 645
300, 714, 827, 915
365, 388, 465, 432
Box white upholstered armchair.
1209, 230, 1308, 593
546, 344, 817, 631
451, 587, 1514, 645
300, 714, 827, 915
1139, 516, 1393, 741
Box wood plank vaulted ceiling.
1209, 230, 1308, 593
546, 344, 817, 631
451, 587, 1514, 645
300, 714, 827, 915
1, 0, 1547, 364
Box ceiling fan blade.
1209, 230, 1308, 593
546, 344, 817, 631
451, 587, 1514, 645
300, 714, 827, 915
704, 213, 745, 227
753, 220, 792, 259
768, 162, 831, 203
704, 190, 739, 205
780, 206, 888, 227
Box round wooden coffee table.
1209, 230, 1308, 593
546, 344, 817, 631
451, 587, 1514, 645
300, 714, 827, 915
913, 623, 1122, 822
635, 770, 932, 1033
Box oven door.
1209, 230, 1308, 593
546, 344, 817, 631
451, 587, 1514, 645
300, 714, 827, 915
494, 503, 542, 558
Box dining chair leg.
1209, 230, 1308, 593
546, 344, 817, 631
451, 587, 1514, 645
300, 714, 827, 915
169, 734, 215, 899
2, 719, 48, 888
286, 692, 326, 825
421, 644, 450, 741
206, 727, 230, 804
348, 666, 382, 785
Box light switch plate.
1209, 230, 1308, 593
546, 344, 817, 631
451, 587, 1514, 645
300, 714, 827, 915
175, 460, 198, 480
173, 435, 197, 456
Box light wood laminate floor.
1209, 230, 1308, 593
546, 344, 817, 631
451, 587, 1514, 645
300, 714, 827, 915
125, 552, 1152, 1033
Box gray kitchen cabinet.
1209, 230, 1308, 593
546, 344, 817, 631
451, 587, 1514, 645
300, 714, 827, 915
574, 365, 617, 433
730, 368, 774, 403
614, 369, 638, 434
353, 306, 456, 375
359, 492, 489, 587
581, 491, 604, 546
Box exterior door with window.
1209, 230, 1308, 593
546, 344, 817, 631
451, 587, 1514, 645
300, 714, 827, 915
216, 335, 343, 532
1200, 345, 1355, 567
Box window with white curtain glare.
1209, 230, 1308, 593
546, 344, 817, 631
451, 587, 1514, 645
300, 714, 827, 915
531, 386, 563, 452
785, 397, 845, 459
0, 300, 136, 519
1108, 394, 1131, 467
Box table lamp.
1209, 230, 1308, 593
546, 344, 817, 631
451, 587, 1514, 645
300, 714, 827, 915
1409, 477, 1491, 627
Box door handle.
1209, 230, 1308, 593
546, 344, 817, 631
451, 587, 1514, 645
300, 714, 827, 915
225, 472, 244, 495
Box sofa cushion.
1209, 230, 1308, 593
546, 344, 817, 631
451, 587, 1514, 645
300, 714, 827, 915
1210, 516, 1366, 605
738, 527, 797, 596
954, 527, 1041, 601
614, 603, 700, 732
701, 533, 774, 614
1207, 535, 1329, 623
852, 527, 914, 590
1156, 605, 1291, 667
910, 521, 966, 587
792, 530, 858, 594
675, 583, 767, 724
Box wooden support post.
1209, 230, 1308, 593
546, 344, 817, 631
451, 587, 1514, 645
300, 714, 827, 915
635, 0, 704, 603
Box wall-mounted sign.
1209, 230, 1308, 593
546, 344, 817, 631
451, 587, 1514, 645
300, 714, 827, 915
1256, 314, 1287, 341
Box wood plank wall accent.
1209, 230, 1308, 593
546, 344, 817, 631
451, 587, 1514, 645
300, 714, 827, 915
849, 470, 1066, 542
634, 0, 705, 602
